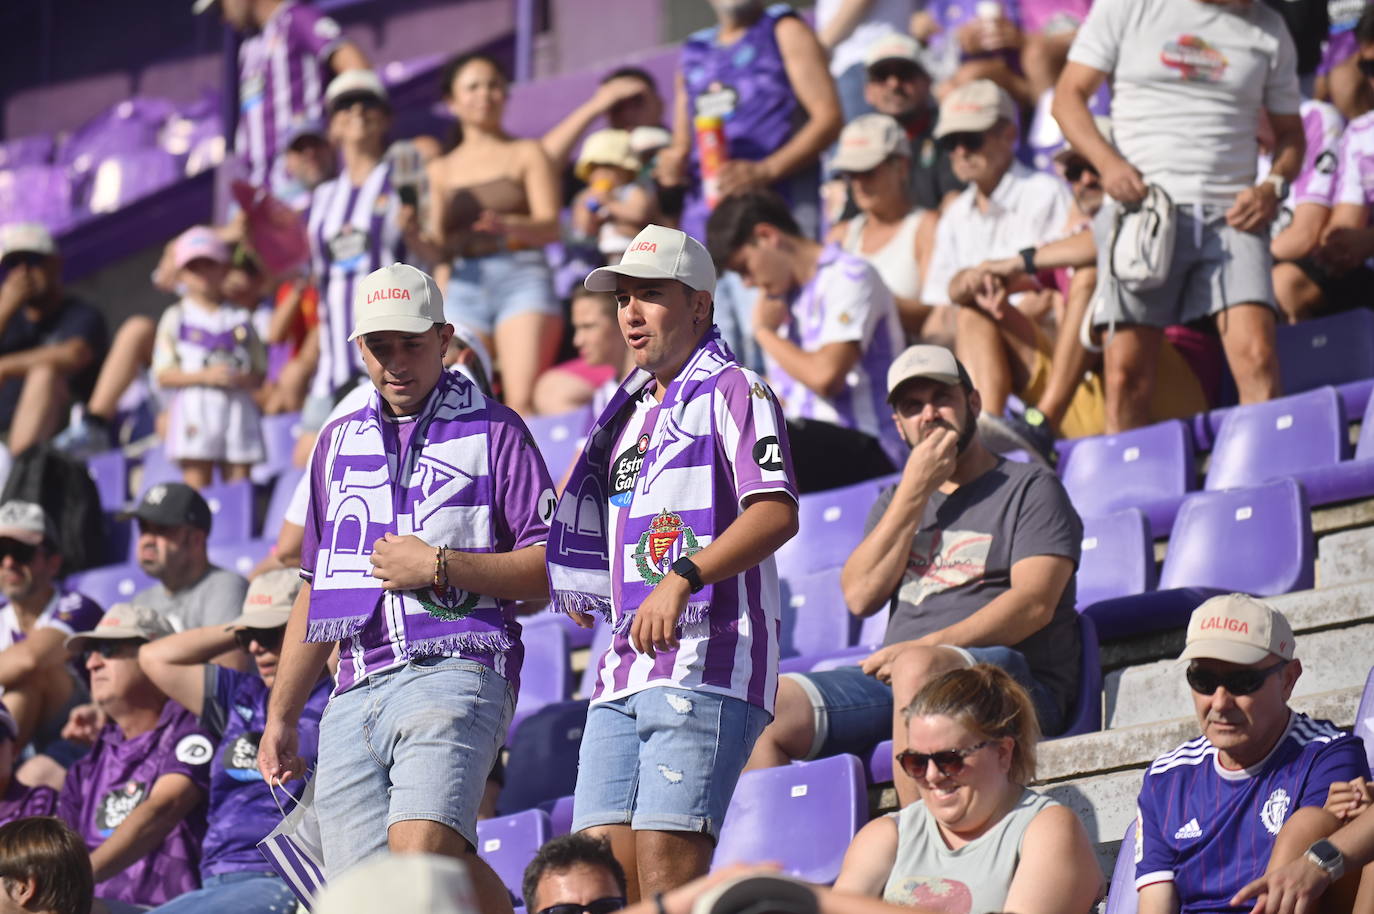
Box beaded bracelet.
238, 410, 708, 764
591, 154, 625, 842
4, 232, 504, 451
433, 546, 447, 593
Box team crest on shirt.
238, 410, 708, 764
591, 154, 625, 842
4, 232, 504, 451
1260, 788, 1291, 835
633, 510, 701, 584
416, 586, 480, 621
1160, 35, 1228, 83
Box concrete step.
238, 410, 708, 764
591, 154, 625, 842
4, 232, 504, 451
1320, 527, 1374, 588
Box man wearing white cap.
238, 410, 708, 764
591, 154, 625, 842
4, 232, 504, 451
546, 225, 799, 898
1132, 594, 1369, 914
259, 263, 553, 911
0, 222, 107, 456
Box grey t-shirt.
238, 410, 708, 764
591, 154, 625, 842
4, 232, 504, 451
1069, 0, 1301, 206
869, 459, 1082, 717
134, 566, 248, 632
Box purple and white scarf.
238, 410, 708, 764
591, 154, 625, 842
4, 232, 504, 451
547, 328, 735, 632
304, 371, 512, 655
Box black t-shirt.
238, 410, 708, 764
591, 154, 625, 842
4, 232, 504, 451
0, 295, 108, 429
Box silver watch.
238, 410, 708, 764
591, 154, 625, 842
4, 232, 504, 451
1264, 173, 1290, 200
1304, 838, 1345, 881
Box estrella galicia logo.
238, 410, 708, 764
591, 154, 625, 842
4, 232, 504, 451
96, 781, 147, 837
222, 733, 264, 783
610, 439, 647, 508
753, 436, 784, 472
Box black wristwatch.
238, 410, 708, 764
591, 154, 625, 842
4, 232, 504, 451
1304, 838, 1345, 881
671, 556, 705, 593
1019, 246, 1037, 275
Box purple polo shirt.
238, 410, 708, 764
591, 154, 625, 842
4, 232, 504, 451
0, 779, 57, 825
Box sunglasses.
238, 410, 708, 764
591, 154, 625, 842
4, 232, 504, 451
0, 252, 48, 270
330, 92, 388, 115
0, 540, 37, 565
234, 627, 285, 653
868, 62, 923, 83
1062, 160, 1099, 183
896, 739, 994, 780
1359, 58, 1374, 78
536, 898, 627, 914
938, 131, 986, 153
1186, 661, 1289, 696
83, 639, 146, 661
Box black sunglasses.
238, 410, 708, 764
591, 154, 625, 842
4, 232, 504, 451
0, 252, 48, 270
0, 540, 37, 565
234, 627, 285, 653
83, 639, 146, 661
536, 898, 626, 914
868, 62, 923, 83
1186, 661, 1289, 696
938, 131, 986, 153
896, 738, 994, 780
1359, 58, 1374, 78
1062, 160, 1099, 183
330, 92, 388, 115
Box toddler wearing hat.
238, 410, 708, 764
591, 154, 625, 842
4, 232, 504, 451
570, 128, 660, 259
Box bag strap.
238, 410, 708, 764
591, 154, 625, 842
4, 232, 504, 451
267, 770, 314, 820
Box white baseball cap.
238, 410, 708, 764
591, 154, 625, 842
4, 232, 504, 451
0, 500, 56, 547
0, 223, 56, 260
349, 263, 446, 341
314, 853, 478, 914
933, 79, 1018, 140
1179, 593, 1297, 666
225, 568, 301, 631
863, 32, 925, 70
585, 224, 716, 295
832, 114, 912, 173
886, 344, 973, 402
67, 603, 176, 650
325, 69, 389, 109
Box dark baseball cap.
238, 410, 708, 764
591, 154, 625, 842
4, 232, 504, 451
118, 483, 212, 533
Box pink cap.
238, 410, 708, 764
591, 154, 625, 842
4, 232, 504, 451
172, 226, 230, 270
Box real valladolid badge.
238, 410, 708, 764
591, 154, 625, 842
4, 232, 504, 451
634, 509, 701, 584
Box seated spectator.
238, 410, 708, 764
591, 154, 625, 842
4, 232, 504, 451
0, 705, 58, 825
532, 289, 631, 418
542, 67, 666, 173
1319, 0, 1369, 122
523, 834, 627, 914
120, 483, 249, 632
0, 816, 93, 914
942, 1, 1034, 109
708, 190, 906, 486
54, 312, 158, 458
58, 604, 213, 909
0, 224, 108, 458
427, 52, 563, 416
833, 665, 1100, 913
151, 226, 267, 488
0, 501, 102, 753
816, 1, 916, 124
1132, 594, 1371, 914
570, 130, 660, 262
138, 569, 330, 914
827, 114, 939, 339
746, 345, 1083, 807
276, 118, 338, 214
257, 268, 320, 416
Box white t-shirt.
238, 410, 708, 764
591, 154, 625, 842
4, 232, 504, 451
816, 0, 917, 77
1333, 110, 1374, 210
1068, 0, 1302, 207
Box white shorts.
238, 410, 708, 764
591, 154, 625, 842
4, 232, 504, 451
165, 387, 266, 465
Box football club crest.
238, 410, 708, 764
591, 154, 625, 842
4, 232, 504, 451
416, 587, 480, 621
633, 509, 701, 584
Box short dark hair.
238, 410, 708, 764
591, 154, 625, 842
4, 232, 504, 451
571, 287, 618, 317
440, 52, 509, 99
522, 834, 627, 910
0, 817, 93, 914
704, 190, 801, 271
600, 66, 657, 92
1358, 4, 1374, 46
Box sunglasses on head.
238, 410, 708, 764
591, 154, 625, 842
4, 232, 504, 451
938, 131, 986, 153
896, 738, 994, 780
234, 627, 285, 653
84, 639, 146, 661
1359, 58, 1374, 78
1186, 660, 1289, 696
1062, 160, 1099, 183
869, 62, 923, 83
536, 898, 627, 914
0, 540, 37, 565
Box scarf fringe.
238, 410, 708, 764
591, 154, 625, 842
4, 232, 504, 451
406, 629, 515, 657
304, 616, 368, 643
611, 600, 716, 636
550, 591, 614, 623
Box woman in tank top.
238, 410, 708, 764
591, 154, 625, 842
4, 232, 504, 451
833, 665, 1101, 914
425, 53, 562, 415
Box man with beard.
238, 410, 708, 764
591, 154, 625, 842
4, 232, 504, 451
744, 345, 1084, 809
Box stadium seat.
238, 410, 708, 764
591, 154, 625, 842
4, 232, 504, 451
856, 605, 888, 649
86, 148, 182, 214
0, 134, 54, 169
780, 569, 856, 660
508, 616, 571, 741
263, 467, 305, 536
137, 446, 183, 491
499, 700, 588, 816
201, 480, 255, 544
525, 407, 591, 480
1293, 391, 1374, 506
1077, 509, 1156, 609
103, 514, 135, 568
578, 621, 613, 699
87, 450, 129, 511
1059, 420, 1193, 536
866, 740, 894, 785
0, 165, 74, 228
1204, 387, 1345, 494
713, 753, 866, 884
774, 473, 896, 580
1057, 613, 1103, 738
1085, 479, 1313, 641
1105, 821, 1139, 914
1275, 309, 1374, 418
539, 794, 575, 837
477, 809, 550, 906
252, 412, 303, 485
1354, 665, 1374, 774
57, 98, 173, 173
66, 562, 155, 609
207, 539, 272, 578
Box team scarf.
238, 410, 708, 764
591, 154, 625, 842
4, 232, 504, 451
304, 370, 513, 655
547, 326, 735, 633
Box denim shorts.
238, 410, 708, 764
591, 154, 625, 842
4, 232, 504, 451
571, 687, 772, 841
144, 871, 296, 914
789, 645, 1064, 759
444, 249, 559, 337
312, 656, 514, 875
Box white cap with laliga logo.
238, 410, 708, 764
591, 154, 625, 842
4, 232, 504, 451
348, 263, 446, 341
585, 224, 717, 296
1178, 593, 1296, 666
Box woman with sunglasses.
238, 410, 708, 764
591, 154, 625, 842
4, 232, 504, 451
136, 569, 332, 914
833, 665, 1100, 914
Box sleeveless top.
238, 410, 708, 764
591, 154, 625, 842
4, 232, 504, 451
882, 787, 1056, 913
442, 175, 531, 257
841, 210, 924, 301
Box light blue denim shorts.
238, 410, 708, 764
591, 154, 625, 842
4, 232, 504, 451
443, 249, 560, 336
312, 656, 514, 875
571, 687, 772, 841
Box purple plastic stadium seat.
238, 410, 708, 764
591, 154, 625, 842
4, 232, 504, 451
207, 539, 273, 578
713, 754, 866, 883
65, 562, 155, 610
774, 474, 896, 580
201, 480, 255, 545
780, 569, 856, 659
477, 809, 551, 905
507, 616, 570, 741
1204, 387, 1345, 494
251, 412, 303, 485
138, 446, 183, 491
856, 605, 888, 649
87, 450, 129, 512
86, 148, 182, 214
525, 406, 591, 481
499, 700, 588, 816
0, 134, 54, 169
1056, 613, 1103, 738
539, 795, 576, 837
578, 621, 614, 699
0, 165, 74, 229
1105, 821, 1139, 914
1077, 509, 1156, 608
866, 740, 894, 785
263, 468, 305, 537
1293, 391, 1374, 506
1059, 420, 1193, 536
58, 98, 173, 173
1354, 666, 1374, 774
1276, 310, 1374, 415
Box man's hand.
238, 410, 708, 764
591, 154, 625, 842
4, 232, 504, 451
629, 572, 691, 657
718, 159, 775, 198
257, 718, 306, 785
370, 533, 434, 591
1101, 156, 1148, 206
971, 273, 1009, 320
859, 641, 917, 684
979, 256, 1024, 280
900, 424, 959, 500
0, 268, 30, 313
60, 703, 106, 746
753, 294, 790, 335
1324, 777, 1374, 823
1230, 855, 1332, 914
1227, 183, 1279, 232
591, 75, 651, 114
1317, 226, 1372, 274
567, 610, 596, 630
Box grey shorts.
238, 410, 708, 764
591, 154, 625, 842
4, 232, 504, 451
1091, 201, 1277, 329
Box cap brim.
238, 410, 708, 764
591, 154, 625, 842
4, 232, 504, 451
0, 526, 43, 546
585, 262, 685, 292
1177, 639, 1274, 666
887, 371, 962, 402
933, 113, 999, 140
191, 0, 218, 13
227, 608, 292, 630
348, 314, 437, 341
66, 628, 149, 649
832, 149, 890, 174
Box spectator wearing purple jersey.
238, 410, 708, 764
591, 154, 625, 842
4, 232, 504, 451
0, 705, 57, 826
139, 569, 330, 914
59, 604, 213, 909
706, 190, 907, 488
546, 225, 799, 899
1131, 594, 1370, 914
259, 263, 552, 912
0, 816, 93, 914
0, 501, 102, 755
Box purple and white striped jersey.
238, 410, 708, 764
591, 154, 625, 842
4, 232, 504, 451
1135, 712, 1368, 913
767, 245, 906, 466
589, 367, 797, 713
1333, 109, 1374, 209
306, 160, 406, 399
1261, 100, 1343, 221
236, 1, 343, 190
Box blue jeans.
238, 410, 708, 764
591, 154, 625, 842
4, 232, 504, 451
312, 656, 515, 876
444, 249, 559, 336
144, 872, 296, 914
572, 687, 772, 840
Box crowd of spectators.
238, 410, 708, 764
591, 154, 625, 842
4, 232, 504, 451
0, 0, 1373, 913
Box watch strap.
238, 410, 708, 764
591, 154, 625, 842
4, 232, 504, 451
1264, 173, 1289, 198
1304, 839, 1345, 881
1019, 246, 1037, 275
671, 556, 704, 593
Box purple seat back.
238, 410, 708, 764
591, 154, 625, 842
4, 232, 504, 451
780, 570, 856, 659
1158, 479, 1313, 596
0, 165, 74, 229
1059, 613, 1103, 737
201, 480, 255, 545
477, 809, 551, 904
137, 445, 183, 491
0, 135, 54, 169
866, 739, 894, 784
252, 412, 303, 485
857, 605, 888, 648
1205, 387, 1345, 491
526, 406, 592, 481
774, 474, 896, 580
499, 700, 588, 816
65, 562, 156, 610
809, 646, 871, 673
713, 754, 866, 883
1358, 393, 1374, 460
86, 148, 182, 214
579, 621, 614, 699
86, 450, 129, 512
263, 468, 306, 537
58, 98, 172, 173
1077, 509, 1156, 608
207, 538, 273, 578
1276, 310, 1374, 396
1060, 420, 1193, 519
513, 616, 570, 719
1105, 821, 1139, 914
1354, 666, 1374, 774
540, 794, 576, 837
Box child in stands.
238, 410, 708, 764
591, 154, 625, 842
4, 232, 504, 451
570, 129, 658, 263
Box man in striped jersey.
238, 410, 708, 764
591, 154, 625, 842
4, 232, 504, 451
1133, 594, 1370, 914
